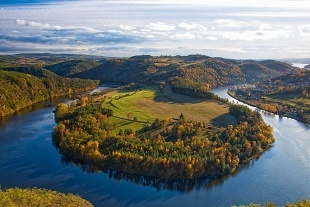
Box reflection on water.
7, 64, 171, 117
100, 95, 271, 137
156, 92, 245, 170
56, 128, 273, 195
59, 154, 257, 193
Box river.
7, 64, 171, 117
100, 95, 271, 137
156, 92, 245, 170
0, 86, 309, 206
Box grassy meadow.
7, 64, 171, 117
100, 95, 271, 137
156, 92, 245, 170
100, 85, 236, 132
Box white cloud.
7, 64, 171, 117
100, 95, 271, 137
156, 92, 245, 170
15, 19, 101, 33
206, 36, 218, 40
298, 24, 310, 36
222, 29, 290, 41
139, 28, 152, 33
120, 25, 136, 31
16, 19, 27, 25
145, 22, 175, 31
215, 19, 247, 28
146, 35, 156, 38
259, 23, 273, 30
1, 0, 309, 58
29, 21, 51, 28
171, 32, 195, 39
178, 22, 207, 31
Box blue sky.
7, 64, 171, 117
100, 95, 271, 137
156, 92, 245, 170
1, 0, 310, 59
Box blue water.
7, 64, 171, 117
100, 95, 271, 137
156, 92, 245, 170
0, 87, 309, 206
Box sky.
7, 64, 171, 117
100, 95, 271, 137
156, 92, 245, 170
0, 0, 310, 59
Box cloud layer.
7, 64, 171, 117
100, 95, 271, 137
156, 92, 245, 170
1, 0, 310, 59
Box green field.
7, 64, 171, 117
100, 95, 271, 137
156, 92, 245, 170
101, 85, 236, 131
264, 93, 310, 107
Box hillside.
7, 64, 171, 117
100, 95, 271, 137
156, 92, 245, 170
68, 55, 299, 89
45, 60, 101, 77
0, 58, 100, 117
229, 70, 310, 123
0, 70, 99, 117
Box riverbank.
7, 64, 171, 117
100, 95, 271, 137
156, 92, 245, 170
0, 69, 100, 118
0, 84, 99, 118
227, 88, 310, 125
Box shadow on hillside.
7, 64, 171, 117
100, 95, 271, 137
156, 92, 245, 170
210, 114, 237, 127
152, 85, 205, 104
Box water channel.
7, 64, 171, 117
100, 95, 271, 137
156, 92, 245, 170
0, 86, 309, 206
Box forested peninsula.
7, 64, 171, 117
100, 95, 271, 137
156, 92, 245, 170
53, 84, 274, 179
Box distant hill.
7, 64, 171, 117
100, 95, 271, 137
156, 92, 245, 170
45, 60, 100, 77
68, 55, 299, 88
269, 69, 310, 84
0, 65, 58, 78
279, 58, 310, 64
258, 59, 297, 72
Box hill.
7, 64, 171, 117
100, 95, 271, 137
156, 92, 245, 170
45, 60, 101, 77
0, 58, 100, 117
68, 55, 299, 89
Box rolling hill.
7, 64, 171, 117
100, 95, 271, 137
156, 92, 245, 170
66, 55, 299, 88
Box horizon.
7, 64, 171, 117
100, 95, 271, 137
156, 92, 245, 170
1, 0, 310, 59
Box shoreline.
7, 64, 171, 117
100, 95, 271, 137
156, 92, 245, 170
0, 86, 99, 119
227, 89, 309, 125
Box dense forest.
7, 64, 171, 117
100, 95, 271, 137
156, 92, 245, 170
45, 60, 101, 77
229, 70, 310, 123
0, 55, 100, 117
53, 90, 274, 179
0, 187, 93, 207
67, 55, 299, 88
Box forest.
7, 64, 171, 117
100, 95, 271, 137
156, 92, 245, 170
67, 55, 299, 88
0, 187, 93, 207
0, 55, 100, 117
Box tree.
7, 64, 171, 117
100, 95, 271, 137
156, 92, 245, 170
179, 113, 185, 120
55, 103, 68, 120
